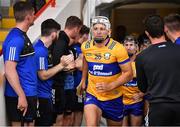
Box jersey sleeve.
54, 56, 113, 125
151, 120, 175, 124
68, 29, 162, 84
81, 42, 86, 54
115, 43, 130, 65
81, 41, 87, 55
4, 37, 24, 62
35, 48, 48, 71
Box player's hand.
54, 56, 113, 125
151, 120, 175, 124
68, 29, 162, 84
63, 62, 76, 71
96, 82, 114, 93
132, 92, 144, 102
60, 54, 74, 66
17, 95, 28, 116
75, 55, 83, 70
76, 80, 86, 96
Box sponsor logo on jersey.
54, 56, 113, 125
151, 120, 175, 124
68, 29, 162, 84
93, 64, 104, 71
94, 53, 102, 60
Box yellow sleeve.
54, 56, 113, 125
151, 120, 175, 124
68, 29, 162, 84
81, 41, 86, 55
131, 62, 136, 77
114, 43, 130, 64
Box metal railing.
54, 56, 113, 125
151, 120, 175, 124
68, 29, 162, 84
35, 0, 56, 20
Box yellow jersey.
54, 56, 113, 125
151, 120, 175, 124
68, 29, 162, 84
81, 38, 130, 101
122, 62, 142, 105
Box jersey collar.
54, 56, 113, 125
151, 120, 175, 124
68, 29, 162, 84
93, 38, 110, 47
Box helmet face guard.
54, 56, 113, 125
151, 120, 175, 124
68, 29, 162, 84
91, 16, 111, 30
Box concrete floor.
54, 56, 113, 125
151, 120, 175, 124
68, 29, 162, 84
81, 115, 107, 126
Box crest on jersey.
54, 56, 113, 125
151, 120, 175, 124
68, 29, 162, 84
104, 52, 111, 60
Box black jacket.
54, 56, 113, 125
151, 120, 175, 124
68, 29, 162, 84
51, 31, 70, 86
136, 41, 180, 103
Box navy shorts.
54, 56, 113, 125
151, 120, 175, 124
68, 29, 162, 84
84, 93, 124, 121
124, 101, 144, 116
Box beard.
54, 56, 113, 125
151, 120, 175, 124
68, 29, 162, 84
128, 52, 134, 58
94, 37, 105, 43
94, 35, 109, 43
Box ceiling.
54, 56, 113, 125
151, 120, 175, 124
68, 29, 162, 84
96, 0, 180, 10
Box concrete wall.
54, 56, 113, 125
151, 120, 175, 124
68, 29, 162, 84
27, 0, 83, 42
55, 0, 82, 30
0, 56, 6, 126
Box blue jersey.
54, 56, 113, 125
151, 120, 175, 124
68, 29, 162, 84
175, 37, 180, 45
33, 39, 53, 98
3, 28, 37, 97
72, 43, 82, 88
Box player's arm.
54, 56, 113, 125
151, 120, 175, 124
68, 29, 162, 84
113, 62, 133, 88
81, 56, 88, 84
75, 54, 83, 71
5, 61, 27, 116
96, 43, 133, 92
38, 63, 64, 80
96, 61, 133, 92
111, 44, 134, 88
76, 56, 88, 95
38, 55, 73, 80
4, 37, 28, 116
77, 42, 89, 95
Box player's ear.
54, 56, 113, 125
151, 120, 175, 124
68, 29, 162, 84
108, 29, 112, 37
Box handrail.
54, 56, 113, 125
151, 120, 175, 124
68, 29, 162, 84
35, 0, 56, 20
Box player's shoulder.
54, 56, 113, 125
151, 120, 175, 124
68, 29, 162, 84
81, 40, 92, 50
107, 38, 124, 50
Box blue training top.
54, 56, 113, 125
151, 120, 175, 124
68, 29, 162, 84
33, 39, 53, 98
175, 37, 180, 45
72, 43, 82, 88
3, 28, 37, 97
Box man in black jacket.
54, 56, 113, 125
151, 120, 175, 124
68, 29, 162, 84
51, 16, 82, 126
136, 15, 180, 126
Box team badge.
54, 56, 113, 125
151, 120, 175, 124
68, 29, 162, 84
104, 52, 111, 60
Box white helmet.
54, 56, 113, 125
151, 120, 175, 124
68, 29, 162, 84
91, 16, 111, 30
